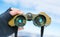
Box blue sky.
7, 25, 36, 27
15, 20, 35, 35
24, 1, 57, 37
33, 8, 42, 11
0, 0, 60, 37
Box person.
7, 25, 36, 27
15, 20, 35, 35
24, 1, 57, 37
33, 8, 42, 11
0, 8, 23, 37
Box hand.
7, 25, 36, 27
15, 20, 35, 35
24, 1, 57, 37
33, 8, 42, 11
9, 8, 24, 30
9, 8, 23, 16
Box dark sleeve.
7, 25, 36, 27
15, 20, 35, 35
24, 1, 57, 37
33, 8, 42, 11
0, 8, 13, 22
0, 8, 17, 36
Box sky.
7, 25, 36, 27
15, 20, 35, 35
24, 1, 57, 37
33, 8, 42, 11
0, 0, 60, 37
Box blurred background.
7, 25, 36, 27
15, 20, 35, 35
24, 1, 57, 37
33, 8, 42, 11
0, 0, 60, 37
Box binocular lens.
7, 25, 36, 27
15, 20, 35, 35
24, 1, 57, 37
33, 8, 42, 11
39, 17, 43, 23
33, 15, 46, 27
14, 15, 26, 27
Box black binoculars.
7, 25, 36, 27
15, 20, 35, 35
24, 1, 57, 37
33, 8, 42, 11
9, 12, 51, 27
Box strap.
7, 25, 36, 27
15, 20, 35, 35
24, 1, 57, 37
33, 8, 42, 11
15, 27, 18, 37
41, 26, 44, 37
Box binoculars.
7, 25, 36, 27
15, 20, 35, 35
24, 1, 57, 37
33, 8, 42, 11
8, 12, 51, 27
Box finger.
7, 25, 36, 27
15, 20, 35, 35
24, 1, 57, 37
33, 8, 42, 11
17, 10, 23, 15
9, 11, 17, 16
11, 8, 20, 11
18, 27, 24, 30
11, 8, 23, 15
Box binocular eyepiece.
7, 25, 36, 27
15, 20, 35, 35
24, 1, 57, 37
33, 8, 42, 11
33, 14, 46, 27
9, 12, 51, 27
14, 15, 26, 27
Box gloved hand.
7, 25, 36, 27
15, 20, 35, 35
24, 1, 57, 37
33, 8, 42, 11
9, 8, 24, 31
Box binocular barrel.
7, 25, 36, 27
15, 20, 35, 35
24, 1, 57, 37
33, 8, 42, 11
9, 12, 51, 27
